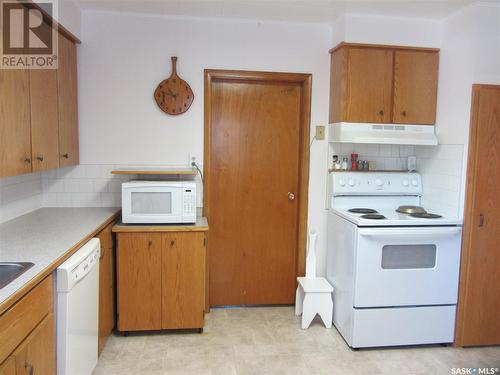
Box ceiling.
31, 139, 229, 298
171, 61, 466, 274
75, 0, 483, 24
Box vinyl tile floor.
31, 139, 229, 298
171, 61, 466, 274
94, 306, 500, 375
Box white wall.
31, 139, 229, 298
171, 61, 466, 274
436, 2, 500, 217
76, 11, 332, 275
58, 0, 82, 40
0, 174, 42, 223
332, 13, 442, 48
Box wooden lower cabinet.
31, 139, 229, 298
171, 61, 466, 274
13, 314, 56, 375
162, 233, 206, 329
97, 222, 117, 354
115, 230, 206, 331
0, 276, 55, 374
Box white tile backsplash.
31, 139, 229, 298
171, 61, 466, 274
39, 164, 204, 209
0, 172, 43, 223
329, 143, 414, 171
415, 144, 464, 217
328, 142, 464, 218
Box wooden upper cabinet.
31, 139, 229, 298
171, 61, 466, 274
329, 43, 439, 125
29, 70, 60, 172
0, 70, 32, 178
346, 48, 393, 123
57, 33, 79, 167
393, 50, 439, 124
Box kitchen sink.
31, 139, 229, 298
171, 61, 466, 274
0, 262, 34, 289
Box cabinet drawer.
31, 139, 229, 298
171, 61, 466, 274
0, 276, 53, 363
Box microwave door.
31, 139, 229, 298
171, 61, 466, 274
125, 186, 184, 223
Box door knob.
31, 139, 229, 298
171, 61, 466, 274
288, 192, 295, 201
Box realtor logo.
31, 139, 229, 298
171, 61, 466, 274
1, 0, 58, 69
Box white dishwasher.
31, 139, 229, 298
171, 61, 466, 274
57, 238, 100, 375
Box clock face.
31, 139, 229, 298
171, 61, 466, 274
154, 77, 194, 115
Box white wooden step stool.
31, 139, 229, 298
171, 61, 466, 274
295, 277, 333, 329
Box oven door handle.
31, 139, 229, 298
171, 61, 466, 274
359, 227, 462, 238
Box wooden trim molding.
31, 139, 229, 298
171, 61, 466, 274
329, 42, 439, 54
203, 69, 312, 279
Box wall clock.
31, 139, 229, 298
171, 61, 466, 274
154, 56, 194, 115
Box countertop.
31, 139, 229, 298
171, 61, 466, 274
0, 207, 120, 312
112, 217, 209, 232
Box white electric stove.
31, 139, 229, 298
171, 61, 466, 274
326, 172, 462, 348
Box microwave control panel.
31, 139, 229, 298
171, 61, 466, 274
183, 187, 196, 215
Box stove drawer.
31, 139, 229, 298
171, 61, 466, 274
351, 305, 456, 348
354, 226, 462, 307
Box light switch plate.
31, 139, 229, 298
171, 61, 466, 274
315, 125, 325, 140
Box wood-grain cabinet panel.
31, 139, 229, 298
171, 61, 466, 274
117, 233, 162, 331
0, 70, 32, 178
0, 30, 79, 178
29, 69, 60, 171
116, 231, 206, 331
57, 33, 79, 167
329, 43, 439, 125
98, 222, 116, 354
393, 50, 439, 124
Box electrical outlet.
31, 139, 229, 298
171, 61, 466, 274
189, 154, 198, 167
315, 125, 325, 140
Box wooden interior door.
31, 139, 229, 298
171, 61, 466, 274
162, 232, 205, 328
0, 70, 32, 177
57, 33, 79, 167
117, 233, 162, 331
29, 70, 60, 171
393, 50, 439, 124
346, 47, 393, 123
206, 71, 311, 306
456, 84, 500, 346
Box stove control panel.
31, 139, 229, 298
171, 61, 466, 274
330, 172, 422, 196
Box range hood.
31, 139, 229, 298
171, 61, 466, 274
329, 122, 438, 146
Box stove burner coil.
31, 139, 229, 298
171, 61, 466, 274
360, 214, 387, 220
348, 208, 378, 214
409, 212, 443, 219
396, 205, 427, 214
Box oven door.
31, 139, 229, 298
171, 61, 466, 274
122, 185, 184, 223
354, 226, 462, 308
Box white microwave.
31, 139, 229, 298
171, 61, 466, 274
122, 181, 196, 224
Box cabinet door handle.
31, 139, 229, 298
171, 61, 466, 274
379, 110, 384, 116
62, 153, 69, 159
479, 213, 485, 227
36, 156, 44, 162
402, 110, 407, 117
24, 157, 31, 164
170, 240, 175, 247
148, 240, 153, 248
25, 362, 34, 375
